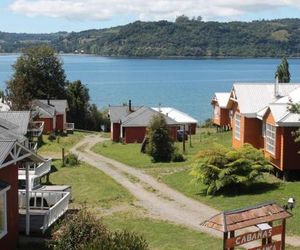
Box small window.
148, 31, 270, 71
262, 121, 266, 137
0, 186, 9, 239
235, 113, 241, 140
266, 124, 276, 155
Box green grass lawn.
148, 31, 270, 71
92, 128, 232, 169
38, 131, 89, 156
104, 213, 223, 250
47, 160, 133, 208
162, 170, 300, 236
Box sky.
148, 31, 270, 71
1, 0, 300, 33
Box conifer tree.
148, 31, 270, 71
275, 57, 290, 83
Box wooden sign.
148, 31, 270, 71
248, 241, 281, 250
226, 225, 282, 248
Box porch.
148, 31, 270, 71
28, 121, 44, 137
65, 122, 75, 133
18, 158, 52, 177
19, 190, 70, 234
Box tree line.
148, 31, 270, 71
2, 18, 300, 57
6, 45, 109, 131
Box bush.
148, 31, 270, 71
50, 209, 148, 250
190, 144, 273, 195
146, 114, 174, 162
172, 150, 185, 162
48, 132, 56, 141
65, 153, 79, 166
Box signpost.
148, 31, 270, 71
201, 201, 292, 250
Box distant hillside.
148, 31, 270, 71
1, 18, 300, 57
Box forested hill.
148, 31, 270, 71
2, 18, 300, 57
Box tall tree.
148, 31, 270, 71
6, 45, 66, 109
66, 80, 90, 129
275, 57, 290, 83
146, 114, 174, 162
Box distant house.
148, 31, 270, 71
211, 92, 231, 130
152, 107, 198, 134
109, 102, 179, 143
32, 99, 74, 133
214, 81, 300, 177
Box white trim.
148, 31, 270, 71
234, 113, 241, 141
0, 188, 9, 239
265, 123, 276, 155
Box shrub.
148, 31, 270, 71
172, 150, 185, 162
190, 144, 273, 195
146, 114, 174, 162
65, 153, 79, 166
50, 209, 148, 250
48, 132, 56, 141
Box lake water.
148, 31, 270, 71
1, 54, 300, 122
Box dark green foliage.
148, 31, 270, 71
6, 45, 66, 110
48, 133, 56, 141
146, 115, 175, 162
65, 153, 80, 166
190, 144, 272, 195
201, 118, 213, 128
3, 18, 300, 57
50, 209, 148, 250
172, 150, 185, 162
288, 103, 300, 145
66, 80, 90, 129
275, 57, 290, 83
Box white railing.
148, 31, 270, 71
43, 192, 70, 232
65, 123, 75, 131
18, 158, 52, 177
28, 121, 44, 137
28, 142, 38, 152
18, 190, 70, 233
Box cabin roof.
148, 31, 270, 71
212, 92, 231, 108
32, 100, 56, 118
201, 201, 292, 232
0, 111, 31, 135
0, 140, 16, 164
38, 99, 68, 114
122, 106, 178, 127
152, 107, 198, 124
108, 105, 141, 123
231, 83, 300, 117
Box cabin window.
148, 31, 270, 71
266, 124, 276, 155
235, 113, 241, 140
0, 187, 8, 239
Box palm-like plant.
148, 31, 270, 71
191, 144, 272, 195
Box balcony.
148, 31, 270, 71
65, 122, 75, 133
19, 190, 70, 234
18, 158, 52, 177
28, 121, 44, 137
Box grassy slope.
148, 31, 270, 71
92, 129, 232, 169
47, 160, 133, 208
38, 131, 88, 156
104, 213, 224, 250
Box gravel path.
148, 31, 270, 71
71, 134, 300, 247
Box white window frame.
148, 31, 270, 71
235, 113, 241, 140
0, 186, 10, 239
266, 123, 276, 155
262, 121, 266, 137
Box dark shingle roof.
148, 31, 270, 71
108, 106, 141, 123
122, 107, 178, 127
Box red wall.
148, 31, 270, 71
124, 127, 146, 143
35, 117, 53, 134
124, 126, 177, 143
56, 114, 64, 131
111, 123, 121, 142
0, 164, 18, 250
243, 117, 264, 149
282, 127, 300, 171
189, 123, 197, 135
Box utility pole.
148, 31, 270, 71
189, 125, 192, 147
182, 124, 186, 153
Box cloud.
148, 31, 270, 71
8, 0, 300, 21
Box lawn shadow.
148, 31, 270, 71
195, 182, 281, 198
